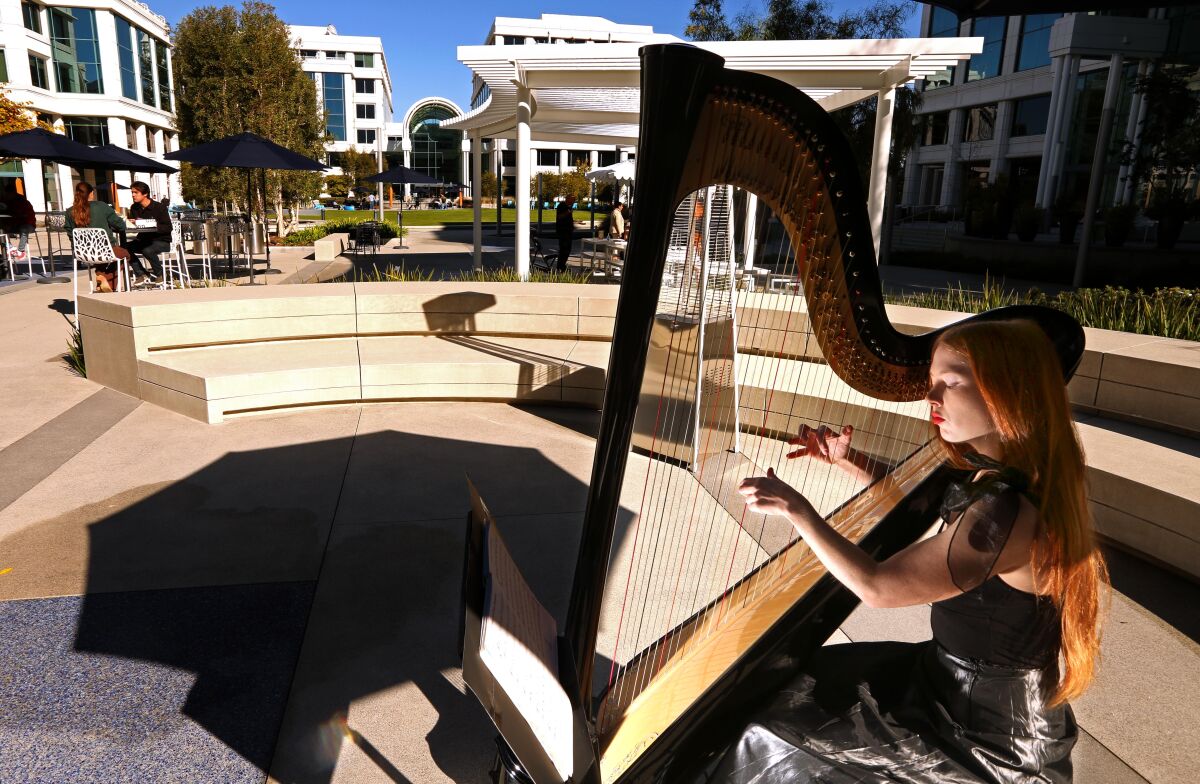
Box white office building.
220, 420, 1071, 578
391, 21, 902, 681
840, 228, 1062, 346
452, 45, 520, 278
469, 15, 670, 199
0, 0, 178, 211
901, 6, 1200, 212
290, 24, 393, 179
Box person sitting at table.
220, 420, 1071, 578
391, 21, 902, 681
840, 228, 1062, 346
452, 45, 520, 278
65, 182, 129, 293
2, 182, 37, 263
124, 181, 171, 284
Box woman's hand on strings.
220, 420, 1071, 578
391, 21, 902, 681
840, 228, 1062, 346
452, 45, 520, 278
738, 468, 818, 523
788, 423, 854, 465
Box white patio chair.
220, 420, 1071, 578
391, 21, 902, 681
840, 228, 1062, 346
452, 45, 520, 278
181, 219, 213, 283
4, 233, 48, 280
163, 219, 191, 288
71, 228, 133, 321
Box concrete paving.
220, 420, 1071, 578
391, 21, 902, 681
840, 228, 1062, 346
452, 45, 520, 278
0, 250, 1196, 783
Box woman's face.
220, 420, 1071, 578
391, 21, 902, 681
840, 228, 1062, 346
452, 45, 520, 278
927, 343, 997, 452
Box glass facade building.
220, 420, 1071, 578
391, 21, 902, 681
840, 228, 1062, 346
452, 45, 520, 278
966, 16, 1006, 82
116, 17, 138, 99
155, 39, 170, 110
137, 28, 155, 106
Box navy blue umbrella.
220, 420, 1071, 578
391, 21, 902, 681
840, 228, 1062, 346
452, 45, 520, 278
0, 127, 116, 167
97, 143, 177, 175
366, 165, 442, 247
166, 132, 326, 281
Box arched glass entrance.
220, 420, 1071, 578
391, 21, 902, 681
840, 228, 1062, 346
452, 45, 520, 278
409, 103, 461, 187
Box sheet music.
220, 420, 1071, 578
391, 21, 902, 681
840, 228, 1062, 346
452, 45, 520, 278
480, 519, 573, 782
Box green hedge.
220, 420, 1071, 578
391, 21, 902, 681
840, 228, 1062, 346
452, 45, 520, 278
284, 217, 406, 246
886, 280, 1199, 342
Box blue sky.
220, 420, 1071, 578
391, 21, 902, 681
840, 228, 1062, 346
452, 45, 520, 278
151, 0, 921, 120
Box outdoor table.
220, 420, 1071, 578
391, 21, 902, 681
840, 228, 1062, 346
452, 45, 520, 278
209, 216, 248, 277
36, 211, 69, 284
581, 237, 627, 276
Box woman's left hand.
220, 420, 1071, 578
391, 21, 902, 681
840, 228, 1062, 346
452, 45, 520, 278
738, 468, 817, 522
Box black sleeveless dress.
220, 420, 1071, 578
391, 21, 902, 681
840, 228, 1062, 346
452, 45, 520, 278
703, 470, 1076, 784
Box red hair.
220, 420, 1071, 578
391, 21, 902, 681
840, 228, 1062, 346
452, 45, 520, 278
935, 319, 1107, 705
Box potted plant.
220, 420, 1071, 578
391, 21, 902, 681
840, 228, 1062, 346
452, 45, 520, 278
1102, 204, 1137, 248
1144, 190, 1197, 249
1014, 204, 1043, 242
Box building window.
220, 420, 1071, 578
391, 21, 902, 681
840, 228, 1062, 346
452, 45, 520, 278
155, 39, 170, 110
62, 116, 108, 146
356, 129, 376, 144
22, 1, 42, 34
0, 51, 7, 83
49, 7, 104, 94
966, 17, 1007, 82
300, 49, 317, 59
354, 78, 374, 94
28, 54, 48, 89
355, 103, 375, 120
115, 17, 138, 99
322, 72, 346, 141
324, 50, 343, 59
1016, 14, 1061, 71
125, 121, 137, 149
962, 104, 997, 142
570, 150, 591, 167
921, 111, 950, 145
1010, 94, 1051, 136
536, 149, 558, 166
598, 150, 618, 167
925, 7, 960, 89
501, 36, 524, 45
137, 29, 155, 107
501, 149, 515, 167
354, 52, 373, 68
145, 127, 156, 153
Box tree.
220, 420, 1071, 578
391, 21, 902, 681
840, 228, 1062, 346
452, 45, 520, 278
173, 2, 325, 234
686, 0, 733, 41
479, 170, 497, 204
339, 148, 378, 193
0, 86, 37, 136
324, 174, 353, 198
685, 0, 920, 223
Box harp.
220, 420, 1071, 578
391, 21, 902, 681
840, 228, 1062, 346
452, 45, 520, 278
461, 43, 1084, 784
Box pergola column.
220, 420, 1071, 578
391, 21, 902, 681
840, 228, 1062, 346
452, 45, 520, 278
867, 86, 896, 258
472, 131, 483, 271
742, 191, 758, 270
515, 83, 532, 279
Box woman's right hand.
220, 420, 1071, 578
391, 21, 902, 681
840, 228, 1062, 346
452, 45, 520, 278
787, 423, 854, 466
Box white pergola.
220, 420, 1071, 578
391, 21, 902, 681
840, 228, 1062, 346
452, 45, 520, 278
441, 37, 983, 276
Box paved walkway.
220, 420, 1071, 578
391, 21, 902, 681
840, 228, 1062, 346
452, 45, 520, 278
0, 243, 1196, 783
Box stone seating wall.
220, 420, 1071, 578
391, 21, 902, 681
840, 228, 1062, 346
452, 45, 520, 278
77, 284, 1199, 579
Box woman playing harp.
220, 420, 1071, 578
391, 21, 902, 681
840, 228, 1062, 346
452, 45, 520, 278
724, 319, 1109, 783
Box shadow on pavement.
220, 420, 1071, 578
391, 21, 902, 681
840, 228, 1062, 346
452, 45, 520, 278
55, 427, 625, 783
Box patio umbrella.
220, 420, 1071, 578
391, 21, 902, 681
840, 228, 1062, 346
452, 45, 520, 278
96, 144, 178, 175
929, 0, 1193, 15
584, 160, 636, 184
366, 165, 441, 249
166, 132, 325, 283
0, 128, 125, 283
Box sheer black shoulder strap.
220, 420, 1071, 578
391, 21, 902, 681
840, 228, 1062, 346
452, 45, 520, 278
940, 476, 1027, 593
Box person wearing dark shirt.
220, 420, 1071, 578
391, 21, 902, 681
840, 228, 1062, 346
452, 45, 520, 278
721, 319, 1107, 784
124, 180, 171, 282
554, 201, 573, 272
3, 183, 37, 262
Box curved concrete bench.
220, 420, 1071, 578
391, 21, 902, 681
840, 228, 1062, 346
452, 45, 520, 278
78, 284, 1200, 579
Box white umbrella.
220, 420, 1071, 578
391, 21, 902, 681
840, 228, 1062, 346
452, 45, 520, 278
585, 160, 636, 183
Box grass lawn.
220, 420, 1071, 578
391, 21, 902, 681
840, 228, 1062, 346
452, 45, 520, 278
297, 208, 605, 227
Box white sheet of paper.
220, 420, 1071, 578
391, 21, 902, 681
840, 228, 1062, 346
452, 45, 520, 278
479, 521, 573, 782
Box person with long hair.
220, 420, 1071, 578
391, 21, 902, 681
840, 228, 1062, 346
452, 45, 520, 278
711, 318, 1107, 783
65, 182, 129, 292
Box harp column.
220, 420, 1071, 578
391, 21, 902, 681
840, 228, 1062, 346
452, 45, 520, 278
515, 83, 532, 279
867, 86, 896, 259
471, 130, 483, 271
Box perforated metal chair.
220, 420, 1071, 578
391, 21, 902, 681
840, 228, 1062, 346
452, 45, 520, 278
163, 219, 191, 288
71, 228, 132, 322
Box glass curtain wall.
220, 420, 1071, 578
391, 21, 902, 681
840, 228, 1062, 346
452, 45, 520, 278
49, 7, 103, 93
116, 17, 138, 99
155, 40, 170, 110
926, 7, 960, 89
966, 17, 1007, 82
322, 73, 346, 141
137, 29, 154, 107
1016, 14, 1062, 71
